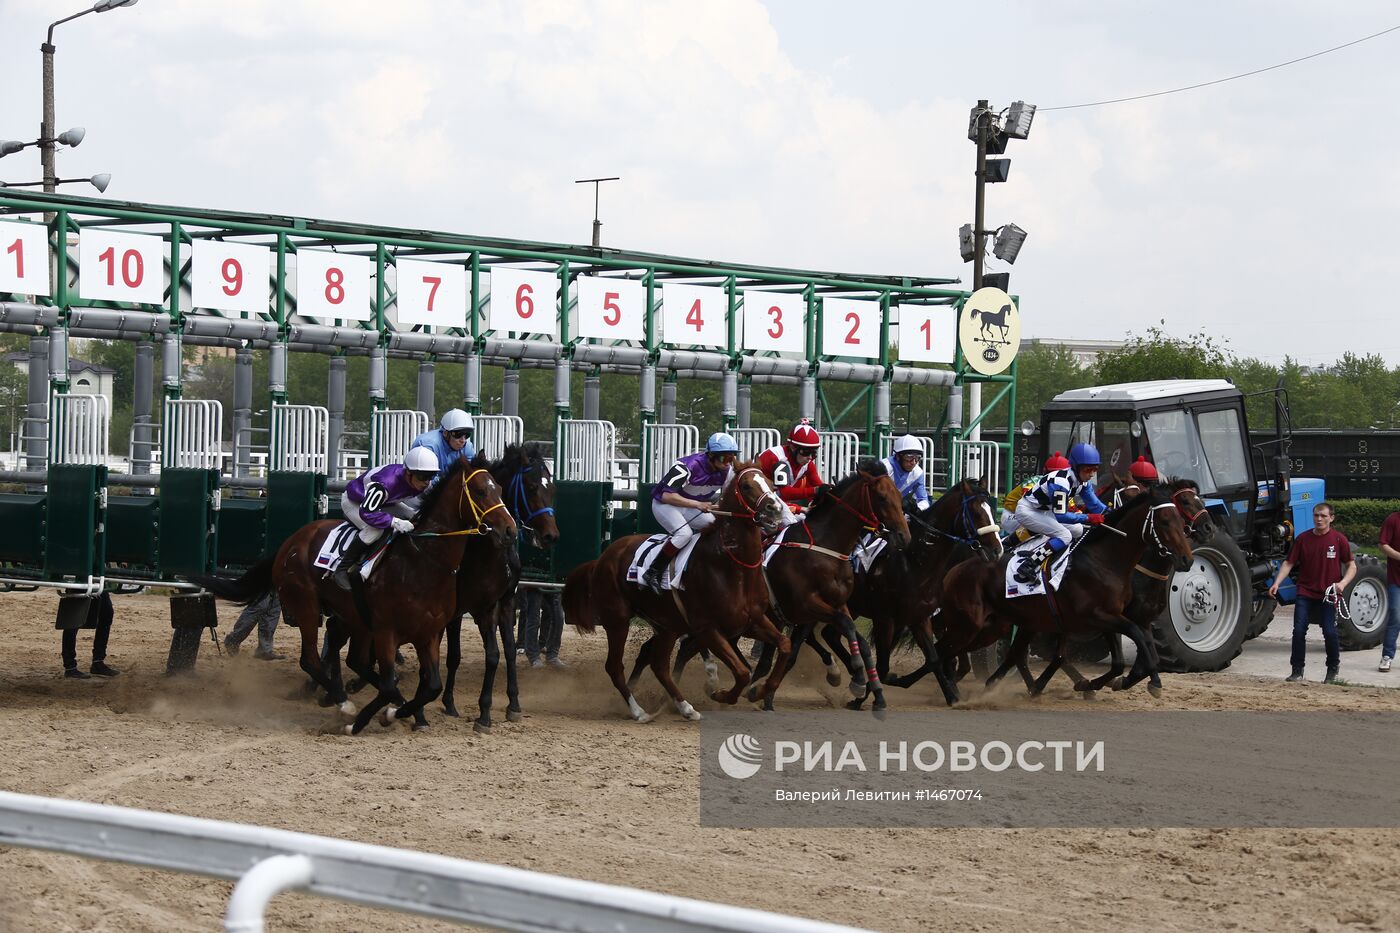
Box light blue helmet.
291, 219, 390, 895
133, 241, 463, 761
705, 432, 740, 454
1068, 443, 1100, 471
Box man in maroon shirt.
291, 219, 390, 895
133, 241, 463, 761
1269, 502, 1357, 684
1378, 507, 1400, 672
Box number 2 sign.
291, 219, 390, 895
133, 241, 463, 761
0, 221, 51, 297
741, 289, 806, 354
821, 297, 880, 360
395, 258, 466, 329
487, 267, 558, 337
576, 275, 644, 341
79, 229, 165, 304
296, 249, 372, 322
660, 282, 726, 348
190, 240, 270, 314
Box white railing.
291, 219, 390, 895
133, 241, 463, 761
371, 409, 430, 466
643, 423, 700, 484
734, 427, 780, 462
162, 398, 223, 470
474, 414, 525, 459
0, 792, 864, 933
49, 392, 109, 466
951, 438, 1002, 497
270, 403, 329, 474
555, 419, 616, 482
816, 430, 860, 484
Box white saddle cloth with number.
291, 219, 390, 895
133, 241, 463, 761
626, 534, 702, 591
313, 522, 390, 581
1004, 534, 1080, 598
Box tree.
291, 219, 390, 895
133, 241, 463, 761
1093, 325, 1232, 385
1015, 343, 1087, 424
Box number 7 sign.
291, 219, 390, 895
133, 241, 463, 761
395, 258, 466, 329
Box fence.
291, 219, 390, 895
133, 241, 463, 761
816, 430, 860, 483
371, 409, 429, 467
0, 791, 864, 933
734, 427, 780, 461
474, 414, 525, 458
161, 399, 223, 470
555, 419, 616, 482
643, 423, 700, 484
951, 438, 1002, 496
49, 392, 108, 466
269, 404, 328, 474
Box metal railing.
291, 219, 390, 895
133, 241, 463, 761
270, 403, 329, 474
0, 791, 863, 933
951, 438, 1002, 497
370, 409, 429, 467
816, 430, 860, 484
474, 414, 525, 458
734, 427, 779, 461
555, 419, 616, 482
49, 392, 109, 466
162, 398, 223, 470
642, 423, 699, 484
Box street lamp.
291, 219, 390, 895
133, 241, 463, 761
0, 127, 85, 159
42, 1, 139, 192
963, 99, 1035, 291
574, 176, 620, 248
0, 174, 110, 193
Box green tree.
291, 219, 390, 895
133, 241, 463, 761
1093, 325, 1233, 385
1015, 343, 1087, 424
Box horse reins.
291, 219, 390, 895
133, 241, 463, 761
507, 463, 555, 545
410, 469, 510, 538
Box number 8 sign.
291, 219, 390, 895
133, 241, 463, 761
296, 249, 372, 322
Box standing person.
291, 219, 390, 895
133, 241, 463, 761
756, 420, 825, 525
410, 409, 477, 484
517, 588, 567, 668
62, 591, 118, 679
1269, 501, 1357, 684
223, 591, 285, 661
641, 432, 738, 591
1378, 506, 1400, 672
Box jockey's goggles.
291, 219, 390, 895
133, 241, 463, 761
409, 469, 436, 482
447, 429, 472, 440
791, 445, 818, 456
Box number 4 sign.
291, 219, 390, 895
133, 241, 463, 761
660, 282, 726, 348
395, 258, 466, 329
0, 221, 51, 297
576, 275, 644, 341
821, 297, 880, 360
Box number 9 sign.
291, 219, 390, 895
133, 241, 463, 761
821, 297, 880, 360
191, 240, 271, 314
487, 267, 559, 337
576, 275, 644, 341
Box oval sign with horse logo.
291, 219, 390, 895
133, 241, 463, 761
958, 287, 1021, 376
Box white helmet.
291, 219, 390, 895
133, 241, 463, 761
404, 446, 440, 474
440, 409, 474, 434
893, 435, 924, 456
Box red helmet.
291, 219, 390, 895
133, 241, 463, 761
788, 419, 820, 450
1044, 450, 1070, 471
1129, 456, 1158, 482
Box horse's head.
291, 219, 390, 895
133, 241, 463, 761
496, 443, 560, 548
1166, 477, 1213, 544
726, 462, 786, 535
920, 477, 1002, 562
854, 458, 911, 550
462, 450, 518, 542
1140, 482, 1194, 572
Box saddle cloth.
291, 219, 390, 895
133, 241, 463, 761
762, 525, 792, 567
850, 532, 887, 574
626, 533, 702, 591
1004, 534, 1072, 599
312, 521, 390, 582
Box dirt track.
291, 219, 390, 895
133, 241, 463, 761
0, 590, 1397, 933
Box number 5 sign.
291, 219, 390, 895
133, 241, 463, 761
487, 267, 558, 337
0, 221, 51, 297
79, 229, 165, 304
296, 249, 373, 322
395, 258, 466, 329
741, 289, 806, 354
576, 275, 644, 341
821, 297, 880, 360
190, 240, 270, 314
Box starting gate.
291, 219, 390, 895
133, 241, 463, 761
816, 431, 860, 484
642, 423, 699, 484
474, 414, 525, 459
371, 409, 430, 467
555, 419, 616, 483
951, 438, 1002, 496
734, 427, 779, 461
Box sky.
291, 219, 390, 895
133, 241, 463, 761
2, 0, 1398, 366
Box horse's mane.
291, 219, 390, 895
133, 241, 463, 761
493, 441, 547, 475
417, 449, 490, 515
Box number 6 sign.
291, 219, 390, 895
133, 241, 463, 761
0, 221, 51, 297
79, 229, 165, 304
190, 240, 270, 314
741, 289, 806, 354
395, 258, 466, 329
295, 249, 372, 322
487, 267, 558, 337
821, 297, 880, 360
576, 275, 644, 341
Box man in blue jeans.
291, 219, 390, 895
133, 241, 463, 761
1378, 508, 1400, 672
1269, 501, 1356, 684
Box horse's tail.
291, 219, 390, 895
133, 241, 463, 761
970, 309, 982, 319
563, 562, 597, 634
187, 557, 275, 606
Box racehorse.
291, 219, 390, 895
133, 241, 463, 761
970, 303, 1012, 341
935, 481, 1195, 698
847, 478, 1003, 707
193, 454, 517, 734
440, 443, 560, 733
562, 463, 787, 721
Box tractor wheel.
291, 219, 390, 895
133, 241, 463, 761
1244, 595, 1277, 641
1337, 557, 1390, 650
1152, 531, 1250, 672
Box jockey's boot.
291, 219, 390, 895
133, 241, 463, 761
1012, 541, 1053, 585
331, 536, 372, 591
1042, 538, 1070, 580
642, 540, 679, 592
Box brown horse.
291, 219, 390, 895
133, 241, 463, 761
936, 481, 1195, 698
194, 454, 516, 734
563, 463, 787, 721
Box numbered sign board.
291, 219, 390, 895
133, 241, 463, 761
897, 304, 957, 364
396, 258, 466, 329
488, 267, 558, 337
661, 282, 726, 348
741, 289, 806, 354
576, 275, 644, 341
821, 297, 880, 360
296, 249, 372, 322
0, 221, 50, 297
190, 240, 270, 314
79, 229, 165, 304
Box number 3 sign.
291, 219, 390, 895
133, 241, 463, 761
487, 267, 558, 337
296, 249, 372, 322
576, 275, 644, 341
741, 289, 806, 354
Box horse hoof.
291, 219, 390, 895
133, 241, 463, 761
345, 678, 366, 695
825, 664, 843, 687
442, 705, 460, 718
872, 707, 888, 721
379, 705, 398, 727
1073, 680, 1092, 692
337, 700, 357, 717
845, 698, 865, 711
1148, 684, 1163, 699
473, 720, 492, 735
316, 693, 336, 708
411, 721, 430, 732
745, 686, 760, 703
507, 709, 523, 723
848, 680, 866, 699
342, 724, 356, 736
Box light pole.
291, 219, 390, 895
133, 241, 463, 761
574, 176, 620, 247
0, 174, 110, 193
41, 0, 138, 192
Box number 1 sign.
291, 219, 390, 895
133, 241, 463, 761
821, 297, 881, 360
576, 275, 644, 341
0, 221, 50, 297
296, 249, 373, 322
897, 304, 956, 363
660, 282, 727, 348
79, 229, 165, 304
395, 258, 466, 329
190, 240, 270, 314
741, 289, 806, 354
487, 267, 558, 337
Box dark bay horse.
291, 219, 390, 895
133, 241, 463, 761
848, 478, 1003, 707
441, 443, 560, 734
562, 463, 787, 721
194, 454, 517, 734
935, 482, 1195, 698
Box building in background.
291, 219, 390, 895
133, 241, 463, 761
1019, 337, 1125, 368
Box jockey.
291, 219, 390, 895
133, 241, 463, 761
331, 446, 439, 590
1110, 455, 1159, 508
410, 409, 476, 484
757, 419, 825, 525
1008, 442, 1109, 583
642, 432, 739, 590
1000, 450, 1071, 535
883, 435, 931, 514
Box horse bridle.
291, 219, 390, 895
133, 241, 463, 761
1141, 500, 1186, 557
411, 468, 511, 539
507, 462, 556, 545
820, 474, 887, 536
911, 488, 999, 555
712, 467, 783, 530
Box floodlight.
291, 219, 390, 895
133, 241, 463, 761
992, 223, 1027, 263
1004, 101, 1036, 140
0, 140, 23, 158
94, 0, 138, 11
982, 272, 1010, 291
55, 126, 86, 147
984, 158, 1011, 183
89, 173, 111, 193
958, 223, 977, 263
